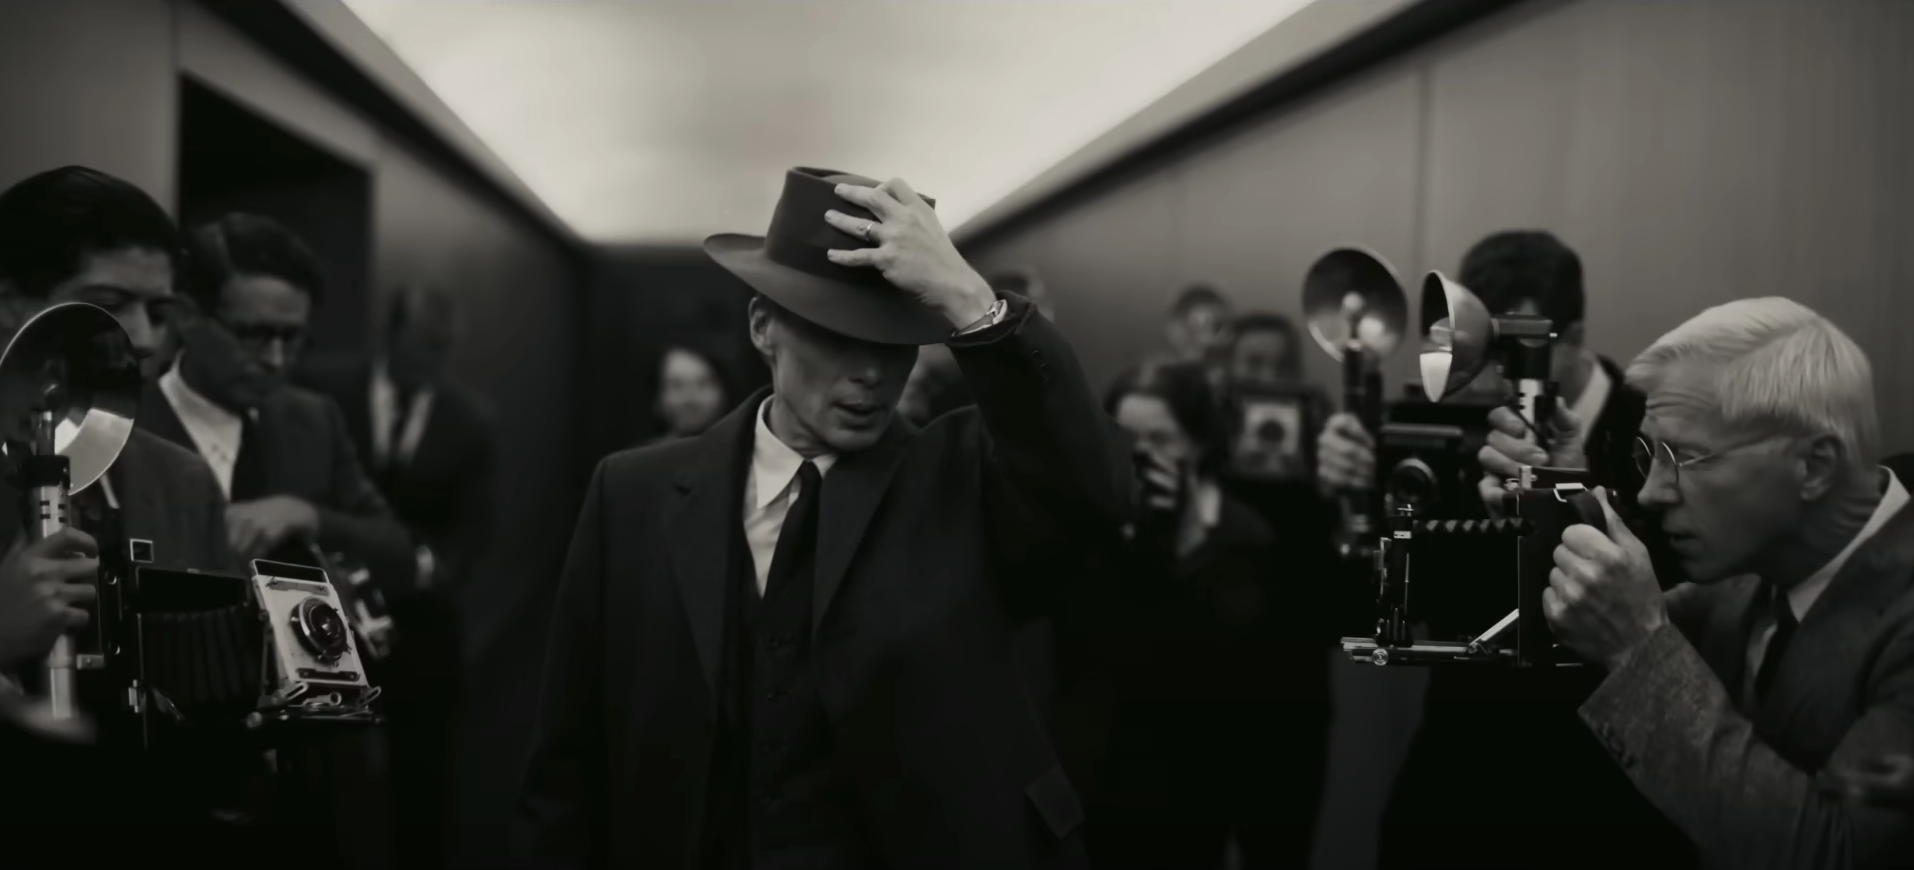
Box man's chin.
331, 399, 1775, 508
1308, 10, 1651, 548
822, 422, 889, 454
1677, 554, 1737, 585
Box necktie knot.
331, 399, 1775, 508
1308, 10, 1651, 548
762, 460, 823, 601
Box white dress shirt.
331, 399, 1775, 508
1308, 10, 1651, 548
158, 357, 247, 499
742, 397, 837, 596
370, 362, 435, 470
1744, 468, 1909, 694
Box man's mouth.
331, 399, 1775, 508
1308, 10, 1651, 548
837, 401, 883, 422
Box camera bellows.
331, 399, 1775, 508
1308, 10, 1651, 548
145, 604, 265, 718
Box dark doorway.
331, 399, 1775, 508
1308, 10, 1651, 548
177, 77, 372, 356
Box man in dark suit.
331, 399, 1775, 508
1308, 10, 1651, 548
298, 283, 495, 590
1544, 297, 1913, 870
295, 282, 487, 869
141, 212, 414, 589
519, 167, 1130, 869
1317, 230, 1687, 866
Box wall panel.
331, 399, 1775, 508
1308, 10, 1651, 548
1036, 173, 1182, 391
1177, 64, 1426, 393
177, 0, 379, 167
0, 0, 178, 208
1424, 0, 1914, 449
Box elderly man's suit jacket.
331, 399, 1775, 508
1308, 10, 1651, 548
140, 382, 417, 589
1580, 490, 1914, 870
519, 293, 1131, 870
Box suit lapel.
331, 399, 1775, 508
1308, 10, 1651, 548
1764, 503, 1914, 725
116, 435, 165, 525
813, 422, 912, 636
138, 386, 194, 452
670, 393, 760, 718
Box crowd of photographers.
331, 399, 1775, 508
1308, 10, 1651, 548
0, 165, 490, 866
1053, 229, 1914, 869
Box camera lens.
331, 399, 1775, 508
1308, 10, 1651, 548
292, 598, 351, 661
1388, 459, 1440, 510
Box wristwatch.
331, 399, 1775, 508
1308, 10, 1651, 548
954, 296, 1009, 337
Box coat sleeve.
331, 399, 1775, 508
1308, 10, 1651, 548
312, 396, 418, 589
1579, 619, 1914, 869
515, 458, 612, 868
946, 291, 1134, 615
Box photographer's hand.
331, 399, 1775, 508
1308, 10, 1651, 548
1476, 399, 1586, 516
1820, 755, 1914, 808
0, 528, 99, 669
1316, 413, 1375, 495
227, 496, 320, 561
1545, 487, 1666, 671
1137, 448, 1182, 514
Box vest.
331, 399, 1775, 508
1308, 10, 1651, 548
703, 504, 870, 870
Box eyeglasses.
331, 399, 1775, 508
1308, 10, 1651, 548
1632, 435, 1779, 491
219, 318, 308, 351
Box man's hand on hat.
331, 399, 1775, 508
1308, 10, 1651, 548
825, 179, 995, 329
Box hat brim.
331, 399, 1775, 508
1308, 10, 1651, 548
705, 234, 953, 346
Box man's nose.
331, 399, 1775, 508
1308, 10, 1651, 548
260, 339, 290, 372
120, 310, 158, 359
1637, 467, 1678, 510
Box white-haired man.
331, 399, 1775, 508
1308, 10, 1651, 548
1502, 298, 1912, 868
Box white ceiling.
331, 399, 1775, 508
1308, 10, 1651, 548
342, 0, 1311, 246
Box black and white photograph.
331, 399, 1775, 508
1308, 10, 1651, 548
1, 1, 1911, 868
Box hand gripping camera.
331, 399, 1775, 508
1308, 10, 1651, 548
1305, 258, 1610, 668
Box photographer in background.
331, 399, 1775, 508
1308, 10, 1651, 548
297, 282, 490, 868
1314, 230, 1687, 868
301, 282, 496, 589
642, 342, 735, 445
1055, 362, 1314, 869
146, 213, 414, 589
1539, 298, 1912, 869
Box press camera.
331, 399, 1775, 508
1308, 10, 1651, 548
1300, 250, 1609, 668
0, 303, 381, 749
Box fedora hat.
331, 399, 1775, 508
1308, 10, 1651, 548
706, 167, 953, 346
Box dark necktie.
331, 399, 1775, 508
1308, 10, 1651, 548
385, 391, 415, 473
763, 461, 822, 600
229, 414, 270, 504
1754, 582, 1798, 701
